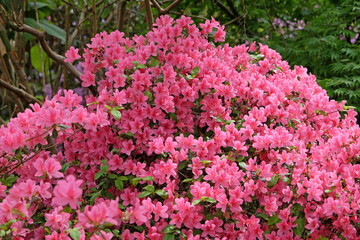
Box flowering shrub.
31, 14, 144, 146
1, 15, 360, 239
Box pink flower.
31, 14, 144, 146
33, 157, 63, 179
52, 175, 83, 209
152, 202, 168, 221
64, 46, 81, 63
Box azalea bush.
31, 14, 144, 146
1, 15, 360, 239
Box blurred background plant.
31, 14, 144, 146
0, 0, 359, 123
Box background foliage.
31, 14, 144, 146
0, 0, 360, 122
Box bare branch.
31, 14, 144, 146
117, 0, 127, 31
150, 0, 183, 15
8, 22, 82, 79
0, 78, 42, 105
144, 0, 154, 30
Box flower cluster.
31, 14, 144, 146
0, 15, 360, 239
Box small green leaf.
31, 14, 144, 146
104, 105, 112, 110
201, 196, 216, 203
115, 178, 124, 191
259, 213, 269, 220
133, 61, 139, 66
0, 219, 16, 231
137, 191, 152, 198
163, 233, 175, 240
86, 101, 98, 106
137, 64, 146, 69
68, 228, 81, 240
111, 109, 122, 121
30, 44, 53, 73
142, 176, 155, 181
58, 124, 71, 130
108, 174, 118, 179
204, 214, 215, 220
61, 162, 70, 174
293, 216, 306, 237
132, 177, 142, 187
117, 176, 128, 181
161, 225, 177, 233
155, 189, 169, 199
238, 162, 247, 169
151, 58, 159, 67
268, 215, 281, 225
94, 172, 103, 180
144, 185, 155, 192
144, 91, 153, 101
192, 199, 202, 206
191, 66, 200, 77
182, 178, 194, 183
90, 191, 101, 204
268, 175, 280, 189
100, 164, 109, 174
178, 161, 188, 171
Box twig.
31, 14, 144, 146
150, 0, 183, 15
224, 14, 245, 26
214, 0, 235, 19
0, 78, 42, 105
225, 0, 239, 17
7, 22, 81, 79
144, 0, 154, 30
168, 11, 207, 20
262, 0, 286, 41
117, 0, 127, 31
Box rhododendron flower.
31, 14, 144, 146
64, 46, 81, 63
33, 157, 63, 179
52, 175, 83, 209
1, 14, 360, 239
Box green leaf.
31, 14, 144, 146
137, 191, 152, 198
191, 66, 200, 77
137, 64, 146, 69
143, 176, 155, 181
0, 219, 16, 231
4, 175, 18, 187
104, 105, 112, 110
293, 216, 306, 237
132, 177, 142, 187
155, 189, 169, 199
182, 178, 194, 183
144, 91, 153, 101
238, 162, 247, 169
39, 19, 66, 42
163, 233, 175, 240
117, 176, 128, 181
68, 228, 81, 240
201, 196, 216, 203
268, 175, 280, 189
151, 58, 159, 67
30, 44, 53, 73
90, 191, 101, 205
61, 162, 70, 174
111, 109, 122, 121
144, 185, 155, 192
161, 225, 177, 233
58, 124, 70, 130
94, 172, 103, 180
268, 214, 281, 225
178, 161, 188, 171
192, 199, 202, 206
108, 174, 118, 179
100, 164, 109, 174
115, 178, 124, 191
